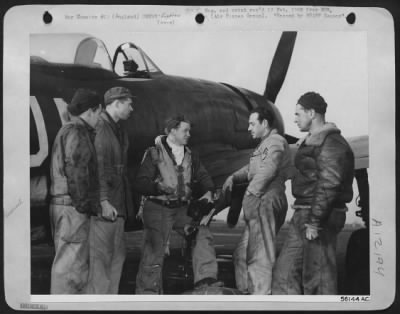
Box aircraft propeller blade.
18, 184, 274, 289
264, 31, 297, 103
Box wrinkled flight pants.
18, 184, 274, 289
135, 200, 218, 294
233, 190, 288, 295
272, 208, 346, 295
86, 216, 126, 294
50, 203, 90, 294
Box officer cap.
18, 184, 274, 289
104, 86, 134, 106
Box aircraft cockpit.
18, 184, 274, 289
30, 34, 163, 80
112, 42, 162, 78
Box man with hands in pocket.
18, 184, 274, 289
222, 106, 291, 295
86, 86, 136, 294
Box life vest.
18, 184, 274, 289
150, 136, 192, 202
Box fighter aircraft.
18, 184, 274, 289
30, 32, 295, 233
29, 32, 369, 294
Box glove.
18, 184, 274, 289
242, 192, 262, 221
187, 199, 214, 222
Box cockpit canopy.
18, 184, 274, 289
112, 42, 162, 78
31, 34, 113, 71
30, 33, 162, 78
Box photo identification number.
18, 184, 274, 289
340, 296, 370, 302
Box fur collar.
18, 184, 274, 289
154, 135, 191, 153
297, 123, 341, 147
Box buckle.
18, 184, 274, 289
51, 196, 73, 206
167, 200, 178, 207
165, 199, 187, 208
149, 198, 188, 208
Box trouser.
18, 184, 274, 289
272, 207, 346, 295
86, 216, 126, 294
233, 190, 288, 295
135, 200, 218, 294
49, 203, 90, 294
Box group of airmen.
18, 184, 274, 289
49, 86, 354, 295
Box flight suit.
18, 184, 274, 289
49, 118, 99, 294
231, 129, 291, 294
134, 135, 217, 294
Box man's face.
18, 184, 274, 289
294, 104, 312, 132
87, 104, 102, 128
116, 98, 134, 120
171, 121, 191, 146
248, 112, 267, 139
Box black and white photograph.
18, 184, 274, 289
3, 4, 396, 311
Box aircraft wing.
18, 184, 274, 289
347, 135, 369, 170
207, 134, 369, 187
198, 146, 253, 189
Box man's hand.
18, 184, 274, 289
101, 200, 118, 222
136, 206, 144, 222
157, 181, 175, 195
305, 224, 319, 240
222, 175, 234, 192
199, 191, 213, 203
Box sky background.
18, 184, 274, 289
90, 30, 368, 225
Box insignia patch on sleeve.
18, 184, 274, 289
261, 148, 268, 161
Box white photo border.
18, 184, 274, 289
3, 4, 396, 311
